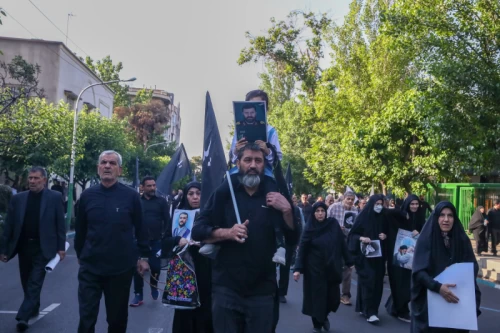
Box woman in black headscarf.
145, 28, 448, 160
468, 206, 487, 255
293, 202, 353, 333
162, 181, 213, 333
411, 201, 481, 333
347, 194, 388, 324
385, 194, 426, 322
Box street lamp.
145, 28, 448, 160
144, 142, 171, 154
65, 77, 136, 230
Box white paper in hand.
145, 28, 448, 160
427, 263, 478, 331
45, 242, 70, 272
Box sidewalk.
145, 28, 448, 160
471, 239, 500, 288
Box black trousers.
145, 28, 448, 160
491, 229, 500, 254
212, 286, 274, 333
278, 245, 295, 297
472, 228, 487, 253
77, 266, 134, 333
16, 239, 50, 321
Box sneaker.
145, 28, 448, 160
340, 295, 352, 306
279, 296, 287, 303
151, 288, 159, 301
16, 320, 29, 332
272, 247, 286, 266
129, 293, 143, 307
323, 318, 331, 331
312, 328, 322, 333
367, 315, 380, 323
398, 314, 411, 323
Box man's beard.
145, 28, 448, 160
239, 171, 261, 188
245, 118, 255, 124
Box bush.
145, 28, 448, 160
0, 185, 13, 250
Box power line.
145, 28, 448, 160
3, 10, 103, 85
27, 0, 90, 57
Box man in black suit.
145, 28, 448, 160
0, 166, 66, 332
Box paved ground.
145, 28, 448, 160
1, 239, 499, 333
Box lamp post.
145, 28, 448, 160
144, 142, 170, 155
65, 77, 136, 230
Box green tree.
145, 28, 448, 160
52, 111, 130, 189
1, 55, 44, 114
85, 56, 130, 107
190, 156, 202, 181
0, 99, 72, 188
133, 88, 154, 105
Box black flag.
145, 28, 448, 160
200, 92, 227, 209
156, 143, 192, 197
285, 163, 293, 194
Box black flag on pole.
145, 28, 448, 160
200, 92, 227, 209
285, 163, 293, 194
156, 143, 192, 197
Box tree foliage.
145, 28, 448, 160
85, 56, 130, 107
239, 0, 500, 196
0, 55, 44, 114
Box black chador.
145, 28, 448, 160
411, 202, 481, 333
385, 194, 425, 319
294, 202, 353, 328
347, 194, 388, 320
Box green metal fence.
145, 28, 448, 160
426, 183, 500, 230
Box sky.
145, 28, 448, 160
1, 0, 351, 158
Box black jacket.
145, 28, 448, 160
1, 188, 66, 261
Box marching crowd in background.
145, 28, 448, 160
0, 88, 496, 333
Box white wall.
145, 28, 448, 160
56, 46, 114, 118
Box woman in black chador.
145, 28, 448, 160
468, 206, 487, 255
347, 194, 388, 324
411, 201, 481, 333
293, 202, 353, 333
162, 181, 213, 333
385, 194, 425, 322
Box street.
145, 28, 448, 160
0, 240, 499, 333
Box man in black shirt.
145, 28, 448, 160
298, 193, 313, 220
1, 167, 66, 332
486, 199, 500, 256
192, 143, 298, 333
129, 176, 170, 307
75, 150, 150, 333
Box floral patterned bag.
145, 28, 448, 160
162, 244, 200, 309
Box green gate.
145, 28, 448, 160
458, 187, 475, 230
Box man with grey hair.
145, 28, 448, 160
325, 194, 335, 207
75, 150, 151, 333
327, 190, 358, 306
1, 166, 66, 332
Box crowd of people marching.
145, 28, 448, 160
0, 89, 492, 333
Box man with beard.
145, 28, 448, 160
173, 212, 191, 238
192, 143, 299, 332
327, 191, 358, 306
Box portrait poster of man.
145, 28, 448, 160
343, 211, 358, 233
172, 209, 198, 241
233, 101, 268, 143
392, 229, 417, 269
360, 240, 382, 258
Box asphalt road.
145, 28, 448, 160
1, 240, 499, 333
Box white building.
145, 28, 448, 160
0, 37, 115, 117
128, 87, 181, 145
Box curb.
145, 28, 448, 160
476, 278, 500, 290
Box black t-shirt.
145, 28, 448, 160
22, 190, 42, 239
487, 208, 500, 230
193, 176, 298, 297
141, 195, 170, 239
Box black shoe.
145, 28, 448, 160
16, 320, 29, 332
323, 318, 330, 331
397, 313, 411, 323
279, 296, 287, 303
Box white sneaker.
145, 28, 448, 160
272, 247, 286, 265
367, 315, 380, 323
